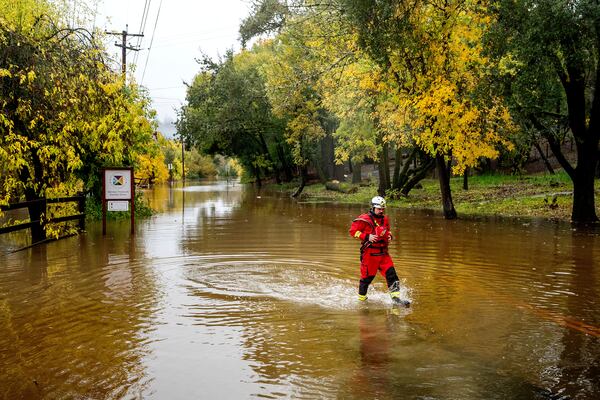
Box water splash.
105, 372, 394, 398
184, 257, 413, 311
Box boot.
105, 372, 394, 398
389, 281, 410, 307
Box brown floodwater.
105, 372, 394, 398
1, 180, 599, 399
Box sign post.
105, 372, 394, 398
102, 167, 135, 235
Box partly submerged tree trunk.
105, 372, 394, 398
20, 155, 46, 242
25, 189, 46, 243
571, 141, 599, 222
292, 165, 308, 198
556, 61, 599, 223
435, 153, 457, 219
254, 165, 262, 188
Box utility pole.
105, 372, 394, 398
105, 24, 143, 84
181, 139, 185, 187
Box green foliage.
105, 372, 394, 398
214, 156, 243, 178
85, 191, 153, 221
487, 0, 600, 221
177, 49, 289, 182
239, 0, 289, 46
0, 0, 156, 212
184, 148, 218, 179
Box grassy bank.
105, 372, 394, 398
268, 171, 600, 221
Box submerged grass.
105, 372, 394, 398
267, 170, 600, 222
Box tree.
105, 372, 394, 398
341, 0, 514, 219
0, 0, 155, 241
488, 0, 600, 222
177, 49, 290, 186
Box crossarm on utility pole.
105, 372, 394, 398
105, 24, 144, 83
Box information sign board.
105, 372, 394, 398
105, 169, 132, 200
101, 167, 135, 235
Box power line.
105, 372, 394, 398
133, 0, 152, 67
148, 85, 187, 90
150, 34, 243, 49
141, 0, 163, 84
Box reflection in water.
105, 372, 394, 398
1, 180, 599, 399
0, 226, 160, 398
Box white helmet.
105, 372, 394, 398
371, 196, 386, 209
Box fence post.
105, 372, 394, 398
27, 197, 47, 243
77, 192, 86, 231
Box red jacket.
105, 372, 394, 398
349, 212, 392, 247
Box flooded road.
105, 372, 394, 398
1, 180, 599, 399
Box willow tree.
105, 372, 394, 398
0, 0, 155, 241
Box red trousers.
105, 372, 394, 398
360, 248, 394, 279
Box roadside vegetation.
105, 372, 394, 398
268, 170, 600, 222
0, 0, 240, 239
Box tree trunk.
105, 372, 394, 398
320, 133, 335, 181
394, 147, 417, 190
25, 189, 46, 243
377, 163, 386, 196
557, 60, 598, 223
333, 161, 345, 182
571, 142, 599, 222
352, 161, 362, 184
436, 154, 457, 219
254, 165, 262, 188
376, 132, 390, 196
400, 158, 435, 196
463, 167, 469, 191
276, 143, 293, 182
392, 146, 402, 188
292, 165, 308, 197
382, 141, 391, 190
20, 153, 46, 242
258, 132, 279, 183
543, 127, 598, 222
533, 141, 555, 174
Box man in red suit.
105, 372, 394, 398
349, 196, 408, 305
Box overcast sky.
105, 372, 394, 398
95, 0, 251, 136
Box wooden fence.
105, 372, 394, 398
0, 195, 86, 242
